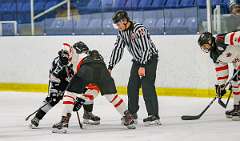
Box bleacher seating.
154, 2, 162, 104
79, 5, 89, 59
179, 0, 196, 7
0, 0, 236, 35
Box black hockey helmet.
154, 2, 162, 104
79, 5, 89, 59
73, 41, 89, 54
198, 32, 214, 53
198, 32, 213, 46
112, 10, 129, 24
58, 49, 69, 65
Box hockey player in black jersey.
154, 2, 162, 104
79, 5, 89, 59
29, 49, 74, 128
52, 46, 136, 134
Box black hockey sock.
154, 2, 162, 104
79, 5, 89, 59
83, 104, 93, 113
35, 109, 47, 120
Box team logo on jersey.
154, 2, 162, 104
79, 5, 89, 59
233, 58, 240, 63
131, 33, 136, 40
217, 46, 224, 51
226, 52, 232, 57
139, 28, 145, 36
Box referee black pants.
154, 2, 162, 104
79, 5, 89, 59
127, 55, 159, 116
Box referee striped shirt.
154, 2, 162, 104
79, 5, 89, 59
108, 22, 158, 70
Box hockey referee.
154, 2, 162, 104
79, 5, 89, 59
108, 10, 161, 125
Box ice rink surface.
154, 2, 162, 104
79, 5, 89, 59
0, 92, 240, 141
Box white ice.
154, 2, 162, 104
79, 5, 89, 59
0, 92, 240, 141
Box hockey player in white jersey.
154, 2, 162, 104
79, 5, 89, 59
52, 41, 136, 134
198, 31, 240, 121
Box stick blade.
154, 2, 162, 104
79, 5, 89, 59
181, 115, 200, 120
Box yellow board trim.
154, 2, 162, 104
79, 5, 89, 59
0, 83, 229, 98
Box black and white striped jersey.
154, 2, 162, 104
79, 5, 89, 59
108, 22, 158, 69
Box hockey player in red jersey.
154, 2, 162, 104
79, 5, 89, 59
52, 41, 136, 134
198, 31, 240, 121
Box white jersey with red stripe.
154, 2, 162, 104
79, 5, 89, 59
211, 31, 240, 85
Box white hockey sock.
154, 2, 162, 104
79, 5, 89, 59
83, 89, 99, 105
232, 81, 240, 105
104, 94, 127, 116
41, 102, 53, 113
62, 91, 76, 116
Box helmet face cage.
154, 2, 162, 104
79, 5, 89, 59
58, 49, 70, 65
73, 42, 89, 54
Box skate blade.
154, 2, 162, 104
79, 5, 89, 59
126, 124, 136, 129
143, 120, 162, 126
232, 116, 240, 121
226, 115, 232, 119
52, 128, 68, 134
28, 124, 39, 129
121, 119, 138, 125
83, 119, 100, 125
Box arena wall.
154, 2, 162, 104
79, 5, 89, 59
0, 35, 232, 97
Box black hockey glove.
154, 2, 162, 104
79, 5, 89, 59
73, 97, 85, 111
215, 84, 226, 98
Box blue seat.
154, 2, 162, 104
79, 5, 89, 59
179, 0, 196, 7
2, 23, 15, 36
45, 0, 61, 10
196, 0, 222, 8
101, 0, 113, 10
143, 10, 157, 33
102, 12, 115, 34
72, 0, 90, 10
165, 0, 181, 8
198, 8, 207, 21
18, 1, 30, 12
212, 0, 222, 6
112, 0, 128, 10
184, 17, 198, 34
17, 13, 31, 24
155, 18, 171, 34
133, 11, 144, 23
1, 13, 16, 21
125, 0, 141, 9
196, 0, 206, 8
151, 0, 166, 9
103, 18, 117, 34
74, 14, 91, 35
0, 3, 15, 12
138, 0, 153, 9
87, 0, 101, 12
143, 18, 157, 34
166, 17, 186, 34
45, 17, 73, 35
34, 1, 46, 13
87, 18, 102, 34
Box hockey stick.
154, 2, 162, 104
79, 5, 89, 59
218, 86, 232, 108
76, 111, 83, 129
25, 102, 49, 121
181, 70, 239, 120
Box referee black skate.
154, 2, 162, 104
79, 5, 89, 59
108, 10, 161, 125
